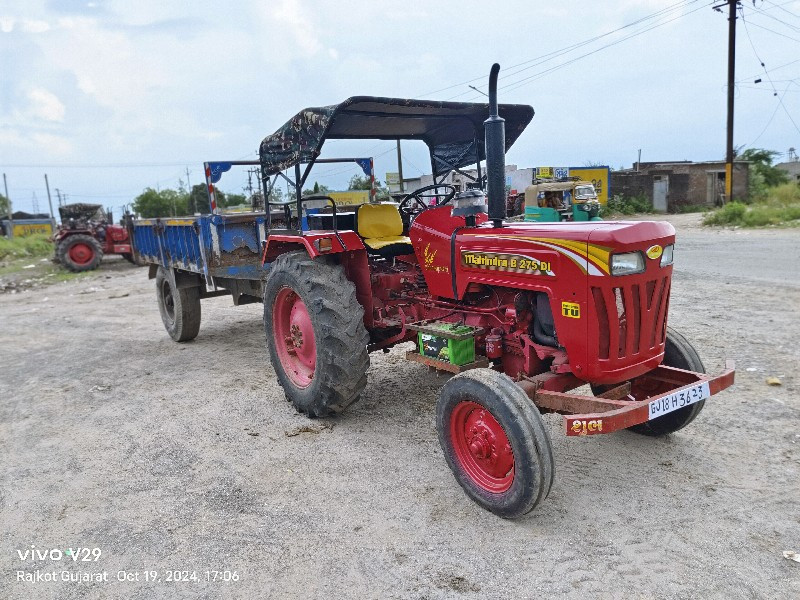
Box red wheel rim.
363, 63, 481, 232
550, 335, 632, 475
272, 287, 316, 388
450, 401, 515, 493
68, 243, 95, 265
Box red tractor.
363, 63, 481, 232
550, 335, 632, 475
138, 65, 734, 517
53, 203, 135, 271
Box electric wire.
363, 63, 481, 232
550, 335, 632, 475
740, 6, 800, 141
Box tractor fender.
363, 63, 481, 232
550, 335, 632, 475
261, 231, 365, 264
263, 233, 373, 329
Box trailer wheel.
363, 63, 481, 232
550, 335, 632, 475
436, 369, 555, 518
56, 234, 103, 272
629, 327, 706, 436
156, 267, 201, 342
263, 251, 369, 417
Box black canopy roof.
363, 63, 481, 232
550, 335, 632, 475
259, 96, 534, 178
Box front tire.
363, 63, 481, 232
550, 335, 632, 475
156, 267, 201, 342
57, 234, 103, 272
628, 327, 706, 436
437, 369, 555, 518
263, 251, 370, 417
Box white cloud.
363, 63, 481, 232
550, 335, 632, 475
21, 19, 50, 33
28, 88, 65, 122
271, 0, 322, 56
0, 17, 15, 32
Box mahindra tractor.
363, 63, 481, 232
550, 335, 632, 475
135, 64, 734, 517
54, 203, 136, 271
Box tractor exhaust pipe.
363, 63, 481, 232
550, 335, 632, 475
484, 63, 506, 228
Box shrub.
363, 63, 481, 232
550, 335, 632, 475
0, 234, 53, 260
602, 194, 654, 216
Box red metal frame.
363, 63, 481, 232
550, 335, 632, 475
515, 361, 735, 436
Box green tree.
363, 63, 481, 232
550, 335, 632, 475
348, 174, 372, 190
348, 174, 391, 201
0, 193, 9, 216
739, 148, 789, 199
221, 193, 246, 208
133, 188, 189, 218
186, 184, 211, 214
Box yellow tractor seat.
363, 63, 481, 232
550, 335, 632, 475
355, 204, 414, 258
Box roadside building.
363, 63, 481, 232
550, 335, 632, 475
776, 160, 800, 184
610, 160, 750, 212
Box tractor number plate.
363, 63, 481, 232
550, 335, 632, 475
648, 381, 710, 420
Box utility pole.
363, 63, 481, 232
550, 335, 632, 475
55, 188, 63, 206
716, 0, 739, 203
44, 174, 55, 221
396, 140, 404, 193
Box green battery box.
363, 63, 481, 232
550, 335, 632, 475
413, 322, 478, 366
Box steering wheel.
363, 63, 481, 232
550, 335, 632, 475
398, 184, 457, 219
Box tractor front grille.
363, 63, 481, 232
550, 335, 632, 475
591, 275, 670, 362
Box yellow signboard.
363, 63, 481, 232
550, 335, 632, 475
12, 222, 54, 237
569, 167, 610, 205
328, 190, 370, 207
385, 172, 400, 185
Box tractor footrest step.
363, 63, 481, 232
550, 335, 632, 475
405, 350, 490, 374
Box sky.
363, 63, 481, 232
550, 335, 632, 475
1, 0, 799, 219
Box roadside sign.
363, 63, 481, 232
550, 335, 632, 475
569, 166, 610, 205
385, 172, 400, 185
329, 190, 370, 207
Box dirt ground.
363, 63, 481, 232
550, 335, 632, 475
1, 214, 798, 599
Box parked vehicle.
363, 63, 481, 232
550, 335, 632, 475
520, 178, 602, 222
53, 204, 136, 271
133, 66, 734, 518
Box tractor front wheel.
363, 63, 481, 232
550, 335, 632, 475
56, 234, 103, 272
629, 328, 706, 436
263, 251, 369, 417
156, 267, 201, 342
591, 327, 707, 436
436, 369, 555, 518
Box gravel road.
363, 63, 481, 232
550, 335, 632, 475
1, 215, 798, 599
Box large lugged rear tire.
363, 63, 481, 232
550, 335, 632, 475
263, 251, 370, 417
627, 327, 706, 436
57, 234, 103, 272
156, 267, 201, 342
437, 369, 555, 518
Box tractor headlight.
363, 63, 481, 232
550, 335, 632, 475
660, 244, 674, 267
610, 252, 645, 276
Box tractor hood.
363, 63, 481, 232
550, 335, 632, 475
410, 207, 676, 300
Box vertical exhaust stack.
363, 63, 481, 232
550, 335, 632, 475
484, 63, 506, 228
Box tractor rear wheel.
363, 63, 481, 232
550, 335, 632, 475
436, 369, 555, 518
156, 267, 201, 342
57, 234, 103, 272
628, 327, 706, 436
263, 251, 369, 417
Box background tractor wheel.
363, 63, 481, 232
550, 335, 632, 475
437, 369, 555, 518
263, 251, 370, 418
56, 234, 103, 272
156, 267, 201, 342
628, 327, 706, 436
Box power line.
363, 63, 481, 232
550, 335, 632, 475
740, 6, 800, 138
420, 0, 702, 97
743, 18, 800, 41
452, 1, 713, 101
